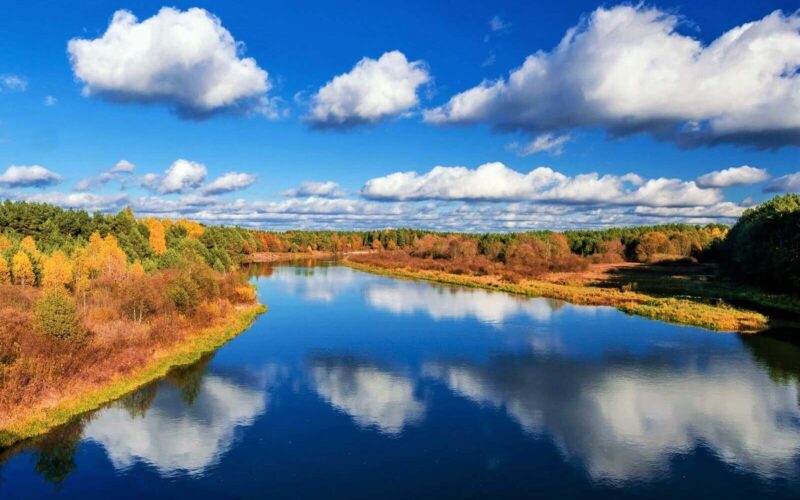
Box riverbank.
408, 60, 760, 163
344, 260, 767, 333
0, 303, 266, 449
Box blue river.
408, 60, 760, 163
2, 263, 800, 498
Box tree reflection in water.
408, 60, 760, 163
0, 352, 219, 486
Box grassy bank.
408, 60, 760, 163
582, 262, 800, 318
344, 260, 767, 333
0, 303, 266, 449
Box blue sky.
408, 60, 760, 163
0, 0, 798, 230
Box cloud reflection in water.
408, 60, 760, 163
309, 356, 425, 435
366, 281, 567, 324
424, 350, 800, 483
84, 366, 282, 477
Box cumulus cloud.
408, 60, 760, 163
201, 172, 257, 195
0, 75, 27, 92
361, 162, 721, 207
43, 95, 57, 106
157, 159, 208, 194
764, 172, 800, 193
696, 166, 769, 188
282, 181, 344, 198
139, 173, 160, 191
75, 160, 137, 191
0, 165, 62, 187
110, 160, 136, 174
67, 7, 272, 119
307, 51, 430, 128
425, 6, 800, 148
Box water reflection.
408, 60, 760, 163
84, 363, 281, 476
425, 346, 800, 483
270, 265, 361, 303
742, 330, 800, 386
366, 281, 567, 324
309, 356, 425, 435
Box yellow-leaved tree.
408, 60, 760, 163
12, 251, 34, 286
42, 251, 74, 288
100, 234, 128, 280
128, 260, 146, 278
0, 255, 10, 285
20, 236, 40, 260
83, 231, 128, 280
144, 218, 167, 255
0, 234, 11, 252
177, 219, 205, 239
71, 246, 91, 310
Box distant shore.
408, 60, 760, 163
343, 259, 768, 333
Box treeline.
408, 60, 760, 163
250, 224, 728, 281
0, 201, 257, 272
251, 224, 727, 263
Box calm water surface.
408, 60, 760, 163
2, 263, 800, 498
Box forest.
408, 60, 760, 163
0, 202, 260, 445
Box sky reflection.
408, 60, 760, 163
84, 364, 282, 477
424, 349, 800, 483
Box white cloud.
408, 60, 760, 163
764, 172, 800, 193
43, 95, 57, 106
75, 160, 136, 191
139, 173, 160, 190
361, 162, 721, 207
0, 75, 27, 92
201, 172, 257, 195
110, 160, 136, 174
307, 51, 430, 128
0, 165, 62, 187
632, 202, 749, 219
67, 7, 272, 119
696, 166, 769, 188
489, 15, 511, 33
282, 181, 344, 198
3, 184, 746, 232
514, 133, 571, 156
158, 159, 208, 194
425, 6, 800, 148
25, 191, 129, 211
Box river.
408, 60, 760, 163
2, 262, 800, 498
